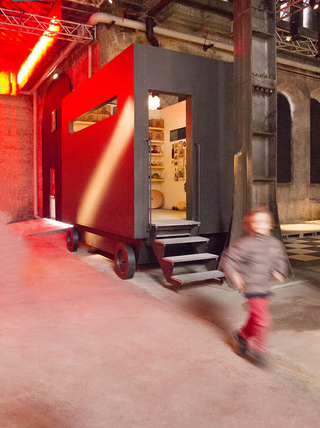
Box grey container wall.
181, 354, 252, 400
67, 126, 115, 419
133, 43, 234, 237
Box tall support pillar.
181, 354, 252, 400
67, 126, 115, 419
230, 0, 280, 243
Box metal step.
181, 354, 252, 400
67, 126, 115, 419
148, 221, 222, 288
170, 270, 225, 286
151, 221, 200, 228
155, 236, 209, 245
163, 253, 218, 263
149, 221, 200, 242
155, 232, 191, 238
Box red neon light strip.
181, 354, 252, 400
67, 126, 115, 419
17, 18, 60, 91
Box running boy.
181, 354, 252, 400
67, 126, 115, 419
220, 206, 289, 366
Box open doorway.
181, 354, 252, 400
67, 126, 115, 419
148, 93, 190, 223
42, 74, 72, 221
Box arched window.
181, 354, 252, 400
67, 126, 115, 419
310, 98, 320, 184
277, 93, 292, 183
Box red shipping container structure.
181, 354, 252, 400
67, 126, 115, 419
61, 43, 234, 286
62, 44, 135, 240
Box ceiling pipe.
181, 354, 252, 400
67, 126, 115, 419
88, 12, 320, 73
87, 12, 234, 53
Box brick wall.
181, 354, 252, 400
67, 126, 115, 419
0, 94, 34, 222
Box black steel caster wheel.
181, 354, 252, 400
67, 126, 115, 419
114, 243, 136, 280
66, 227, 79, 252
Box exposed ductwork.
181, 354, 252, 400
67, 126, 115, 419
88, 12, 320, 73
88, 12, 233, 53
145, 16, 159, 47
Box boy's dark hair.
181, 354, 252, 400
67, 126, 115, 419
243, 205, 274, 232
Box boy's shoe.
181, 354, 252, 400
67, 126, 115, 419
233, 332, 247, 357
247, 348, 267, 368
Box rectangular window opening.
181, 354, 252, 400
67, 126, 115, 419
69, 96, 117, 134
170, 127, 186, 142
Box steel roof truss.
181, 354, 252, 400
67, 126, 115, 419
276, 28, 318, 57
0, 8, 96, 43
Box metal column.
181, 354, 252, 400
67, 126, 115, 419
230, 0, 280, 243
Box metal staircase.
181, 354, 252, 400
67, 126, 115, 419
148, 220, 224, 287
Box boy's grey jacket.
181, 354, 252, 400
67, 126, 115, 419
220, 234, 289, 295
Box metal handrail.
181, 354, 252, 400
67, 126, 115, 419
194, 142, 200, 221
147, 138, 152, 230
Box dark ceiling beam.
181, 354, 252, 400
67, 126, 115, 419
174, 0, 233, 18
147, 0, 173, 17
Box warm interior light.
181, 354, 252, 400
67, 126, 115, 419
53, 73, 59, 80
0, 71, 18, 95
148, 94, 160, 110
17, 18, 60, 91
310, 0, 320, 9
0, 72, 10, 94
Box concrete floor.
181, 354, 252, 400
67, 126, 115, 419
2, 218, 320, 427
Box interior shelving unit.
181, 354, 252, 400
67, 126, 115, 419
149, 124, 165, 182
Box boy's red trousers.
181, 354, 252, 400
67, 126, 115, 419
239, 297, 272, 354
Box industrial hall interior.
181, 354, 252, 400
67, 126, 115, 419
2, 0, 320, 284
4, 1, 320, 426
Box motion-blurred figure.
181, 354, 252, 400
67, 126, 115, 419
220, 206, 289, 367
0, 211, 26, 288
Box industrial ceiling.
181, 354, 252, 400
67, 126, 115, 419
0, 0, 320, 94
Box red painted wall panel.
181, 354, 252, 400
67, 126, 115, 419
62, 44, 135, 238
